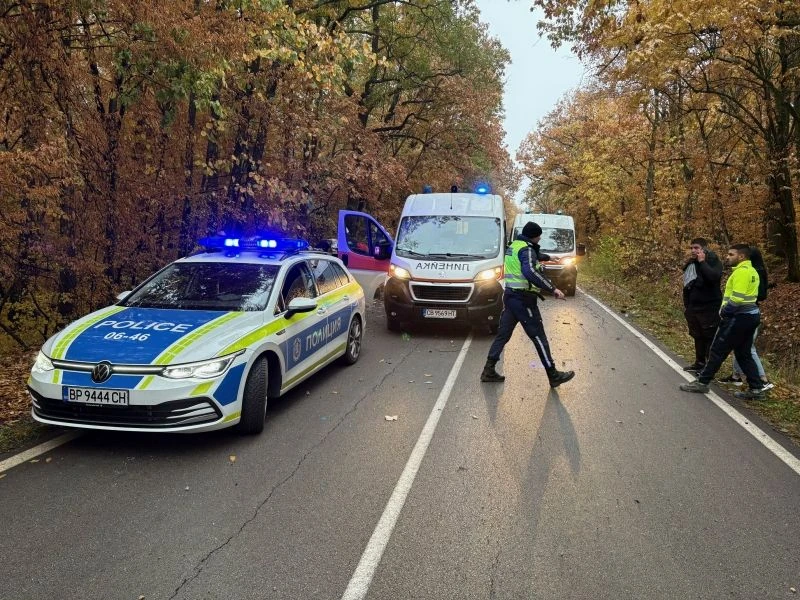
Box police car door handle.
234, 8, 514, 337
317, 307, 327, 315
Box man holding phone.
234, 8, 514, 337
682, 237, 723, 373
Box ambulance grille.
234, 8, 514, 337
29, 391, 222, 428
411, 284, 472, 302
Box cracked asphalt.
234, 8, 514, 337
1, 295, 799, 600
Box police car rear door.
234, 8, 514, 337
308, 257, 354, 356
337, 210, 393, 302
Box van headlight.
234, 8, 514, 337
32, 351, 54, 373
560, 257, 576, 266
389, 264, 411, 280
474, 267, 502, 281
162, 352, 242, 380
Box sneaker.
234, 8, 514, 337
718, 374, 743, 386
548, 370, 575, 388
734, 388, 765, 400
683, 363, 705, 373
680, 380, 709, 393
761, 382, 774, 391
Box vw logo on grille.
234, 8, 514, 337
91, 361, 113, 383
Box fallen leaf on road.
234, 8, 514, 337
29, 459, 39, 463
332, 391, 338, 394
471, 415, 478, 419
385, 415, 398, 421
408, 380, 414, 383
379, 359, 385, 363
424, 373, 432, 377
789, 587, 796, 593
45, 457, 52, 463
640, 410, 645, 414
616, 420, 623, 424
425, 380, 433, 384
184, 486, 190, 491
229, 455, 236, 463
306, 391, 310, 395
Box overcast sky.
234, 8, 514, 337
474, 0, 588, 201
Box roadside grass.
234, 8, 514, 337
578, 259, 800, 445
0, 418, 50, 456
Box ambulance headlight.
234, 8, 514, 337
389, 264, 411, 280
162, 351, 243, 380
32, 351, 54, 373
474, 267, 502, 281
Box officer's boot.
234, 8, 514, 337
480, 358, 505, 382
546, 367, 575, 388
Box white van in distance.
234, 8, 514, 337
337, 186, 506, 332
511, 212, 585, 296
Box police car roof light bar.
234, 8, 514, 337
199, 235, 309, 255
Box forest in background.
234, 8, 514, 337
517, 0, 800, 378
0, 0, 516, 352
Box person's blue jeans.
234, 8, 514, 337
698, 313, 762, 389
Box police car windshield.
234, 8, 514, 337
395, 216, 501, 260
123, 263, 280, 311
514, 227, 575, 254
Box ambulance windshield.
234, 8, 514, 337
513, 227, 574, 254
123, 263, 280, 311
395, 216, 501, 260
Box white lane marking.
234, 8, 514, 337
341, 334, 473, 600
0, 431, 82, 474
581, 289, 800, 477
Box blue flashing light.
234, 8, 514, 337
474, 182, 490, 194
422, 185, 433, 193
199, 236, 309, 253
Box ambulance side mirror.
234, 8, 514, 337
577, 244, 586, 256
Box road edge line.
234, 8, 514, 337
340, 333, 473, 600
581, 288, 800, 477
0, 431, 82, 474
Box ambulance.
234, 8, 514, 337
511, 212, 585, 296
338, 185, 506, 332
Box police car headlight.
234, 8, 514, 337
32, 351, 54, 373
475, 267, 502, 281
162, 352, 242, 380
389, 264, 411, 280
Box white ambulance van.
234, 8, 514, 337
511, 212, 584, 296
337, 187, 506, 332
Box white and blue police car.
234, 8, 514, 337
28, 236, 366, 434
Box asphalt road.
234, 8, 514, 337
1, 293, 798, 600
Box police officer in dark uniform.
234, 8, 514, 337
481, 221, 575, 386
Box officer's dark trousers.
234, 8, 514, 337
684, 308, 720, 367
698, 312, 762, 389
487, 289, 554, 369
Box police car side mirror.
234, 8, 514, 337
577, 244, 586, 256
286, 297, 317, 318
116, 291, 132, 302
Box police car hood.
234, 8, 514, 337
44, 306, 261, 365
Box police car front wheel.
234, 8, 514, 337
239, 356, 268, 434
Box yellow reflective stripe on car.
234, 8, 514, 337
190, 381, 215, 396
219, 283, 360, 356
281, 342, 346, 390
50, 306, 127, 360
222, 411, 241, 423
137, 312, 243, 390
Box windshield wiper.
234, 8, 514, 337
396, 248, 427, 257
441, 253, 486, 259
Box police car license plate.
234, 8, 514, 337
62, 387, 129, 406
423, 308, 457, 319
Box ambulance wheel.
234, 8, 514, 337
239, 357, 268, 434
341, 316, 363, 365
565, 282, 576, 297
386, 316, 401, 332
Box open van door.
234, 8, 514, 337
337, 210, 393, 302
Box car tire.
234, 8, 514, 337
238, 356, 268, 435
341, 316, 363, 365
566, 283, 576, 297
386, 317, 401, 332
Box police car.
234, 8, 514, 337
28, 236, 366, 434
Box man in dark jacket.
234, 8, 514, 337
682, 237, 723, 373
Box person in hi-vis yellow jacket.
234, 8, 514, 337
680, 243, 766, 399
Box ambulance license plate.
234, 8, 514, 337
423, 308, 457, 319
63, 387, 129, 406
